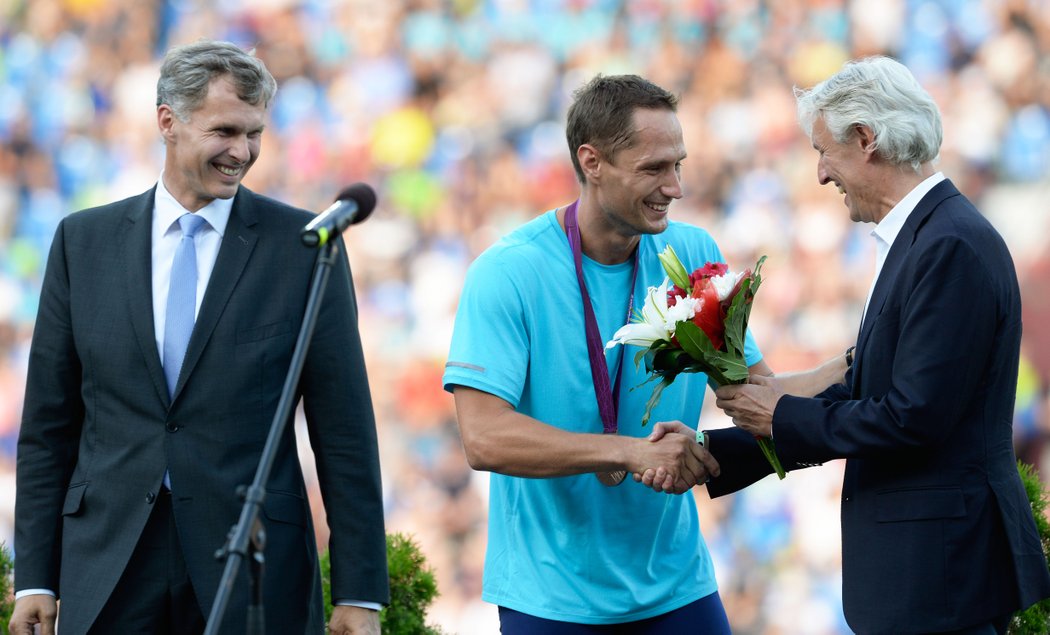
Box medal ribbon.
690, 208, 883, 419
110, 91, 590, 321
563, 200, 638, 434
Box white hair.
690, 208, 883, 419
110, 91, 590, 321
795, 56, 942, 172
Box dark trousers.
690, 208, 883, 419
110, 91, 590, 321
87, 491, 206, 634
499, 591, 732, 634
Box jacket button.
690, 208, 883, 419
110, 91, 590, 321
166, 422, 178, 432
146, 492, 156, 504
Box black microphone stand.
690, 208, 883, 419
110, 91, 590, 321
204, 238, 343, 635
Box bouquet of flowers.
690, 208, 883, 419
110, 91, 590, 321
606, 246, 785, 479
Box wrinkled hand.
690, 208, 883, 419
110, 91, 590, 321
631, 421, 720, 494
328, 605, 380, 635
9, 594, 57, 635
714, 374, 783, 438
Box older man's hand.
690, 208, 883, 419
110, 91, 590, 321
714, 374, 784, 438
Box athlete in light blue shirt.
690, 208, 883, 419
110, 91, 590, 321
445, 212, 764, 624
443, 75, 773, 633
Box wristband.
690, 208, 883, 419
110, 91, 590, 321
695, 429, 706, 446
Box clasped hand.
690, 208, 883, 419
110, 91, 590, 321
630, 421, 720, 494
714, 374, 782, 438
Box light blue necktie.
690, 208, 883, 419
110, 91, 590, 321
163, 213, 208, 398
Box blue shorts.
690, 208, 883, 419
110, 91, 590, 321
498, 591, 731, 634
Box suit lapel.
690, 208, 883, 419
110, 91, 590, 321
171, 188, 259, 402
122, 186, 172, 407
854, 180, 961, 378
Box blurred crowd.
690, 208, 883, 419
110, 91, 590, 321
2, 0, 1049, 633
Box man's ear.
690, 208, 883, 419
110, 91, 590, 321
157, 104, 177, 143
577, 144, 602, 182
854, 125, 877, 157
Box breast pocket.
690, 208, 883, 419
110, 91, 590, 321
236, 320, 292, 344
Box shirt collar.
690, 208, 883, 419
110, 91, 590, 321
155, 172, 234, 237
871, 172, 945, 248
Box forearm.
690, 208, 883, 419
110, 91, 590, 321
772, 352, 848, 397
460, 406, 636, 477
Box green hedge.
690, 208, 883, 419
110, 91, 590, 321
0, 542, 12, 635
321, 532, 445, 634
1010, 461, 1050, 634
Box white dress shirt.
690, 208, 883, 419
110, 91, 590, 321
152, 175, 231, 358
862, 172, 945, 320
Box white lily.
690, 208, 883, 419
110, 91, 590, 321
605, 278, 700, 350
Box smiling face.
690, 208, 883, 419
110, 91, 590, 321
158, 75, 266, 212
811, 116, 883, 224
589, 107, 686, 238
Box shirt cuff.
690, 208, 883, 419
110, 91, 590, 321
15, 589, 56, 600
334, 600, 382, 611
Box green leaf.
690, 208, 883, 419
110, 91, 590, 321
641, 377, 673, 426
635, 339, 672, 370
721, 280, 751, 360
722, 256, 765, 359
634, 346, 651, 369
674, 321, 714, 359
673, 322, 748, 385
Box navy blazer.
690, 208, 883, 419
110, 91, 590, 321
708, 180, 1050, 634
15, 186, 389, 634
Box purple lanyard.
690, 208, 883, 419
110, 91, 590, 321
563, 200, 639, 435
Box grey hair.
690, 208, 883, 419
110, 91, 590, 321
794, 56, 942, 172
156, 39, 277, 122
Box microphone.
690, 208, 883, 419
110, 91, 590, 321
300, 183, 377, 247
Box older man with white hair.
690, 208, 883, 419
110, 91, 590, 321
698, 56, 1050, 634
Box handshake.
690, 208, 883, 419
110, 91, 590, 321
628, 420, 719, 495
631, 374, 788, 494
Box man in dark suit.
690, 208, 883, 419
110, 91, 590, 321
10, 40, 388, 635
700, 56, 1050, 634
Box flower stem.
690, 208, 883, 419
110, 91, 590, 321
756, 436, 786, 480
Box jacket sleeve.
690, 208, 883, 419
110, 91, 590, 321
704, 427, 774, 498
299, 236, 390, 605
15, 218, 85, 593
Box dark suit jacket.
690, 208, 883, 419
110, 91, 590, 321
15, 186, 389, 634
708, 180, 1050, 634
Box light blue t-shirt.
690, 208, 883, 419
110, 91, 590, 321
443, 211, 762, 624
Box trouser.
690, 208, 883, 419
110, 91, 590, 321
499, 591, 732, 634
88, 490, 206, 635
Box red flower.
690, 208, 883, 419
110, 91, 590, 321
691, 262, 728, 283
666, 284, 688, 307
690, 281, 725, 350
